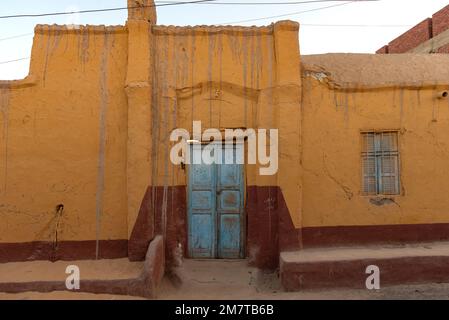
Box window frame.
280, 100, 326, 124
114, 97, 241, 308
360, 129, 402, 197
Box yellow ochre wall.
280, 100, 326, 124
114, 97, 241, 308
0, 19, 303, 248
301, 69, 449, 228
127, 21, 302, 242
149, 25, 295, 190
0, 25, 129, 243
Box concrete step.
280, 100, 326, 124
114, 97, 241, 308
0, 259, 143, 283
280, 242, 449, 291
0, 235, 165, 298
0, 258, 145, 296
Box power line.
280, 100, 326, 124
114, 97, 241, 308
0, 23, 411, 46
0, 0, 380, 20
159, 0, 379, 4
302, 23, 412, 28
0, 0, 380, 43
0, 0, 384, 63
218, 0, 358, 25
0, 24, 409, 48
0, 57, 30, 65
0, 33, 33, 42
0, 0, 218, 19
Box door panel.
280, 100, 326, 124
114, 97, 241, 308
220, 164, 240, 186
219, 190, 241, 213
191, 164, 213, 188
218, 214, 241, 258
191, 191, 214, 210
190, 214, 215, 258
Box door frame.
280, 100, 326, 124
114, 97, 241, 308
186, 140, 246, 259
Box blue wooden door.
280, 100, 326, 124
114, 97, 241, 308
188, 143, 244, 259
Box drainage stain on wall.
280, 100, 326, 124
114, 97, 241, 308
0, 86, 10, 195
95, 32, 113, 259
147, 26, 281, 241
0, 25, 129, 248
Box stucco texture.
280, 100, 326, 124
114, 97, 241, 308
301, 54, 449, 228
302, 53, 449, 88
0, 26, 129, 245
0, 16, 302, 264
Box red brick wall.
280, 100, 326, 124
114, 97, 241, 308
432, 4, 449, 37
376, 4, 449, 54
388, 18, 433, 53
376, 45, 389, 54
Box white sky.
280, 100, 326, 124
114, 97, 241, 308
0, 0, 448, 80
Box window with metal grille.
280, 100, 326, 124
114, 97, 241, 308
361, 131, 400, 195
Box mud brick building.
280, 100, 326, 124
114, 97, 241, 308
1, 1, 449, 297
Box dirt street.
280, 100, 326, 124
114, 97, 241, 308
1, 259, 449, 300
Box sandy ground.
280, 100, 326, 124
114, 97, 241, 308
0, 291, 144, 300
158, 260, 449, 300
1, 259, 449, 300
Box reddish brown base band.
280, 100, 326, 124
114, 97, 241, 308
0, 240, 128, 263
302, 223, 449, 248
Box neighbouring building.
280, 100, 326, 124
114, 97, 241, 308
1, 1, 449, 297
377, 4, 449, 54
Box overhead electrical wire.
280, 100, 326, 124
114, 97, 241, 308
0, 21, 411, 46
0, 21, 409, 48
0, 0, 383, 44
0, 33, 34, 42
218, 0, 356, 24
0, 0, 218, 19
0, 0, 384, 64
0, 0, 380, 19
0, 57, 30, 65
301, 23, 411, 27
158, 0, 379, 4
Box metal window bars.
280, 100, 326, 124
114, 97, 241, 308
362, 131, 400, 195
